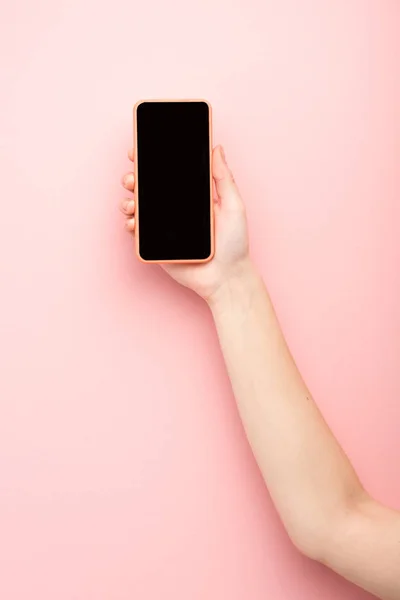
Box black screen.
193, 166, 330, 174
136, 101, 211, 261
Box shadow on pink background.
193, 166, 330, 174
0, 1, 399, 598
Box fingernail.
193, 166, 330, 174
220, 146, 227, 164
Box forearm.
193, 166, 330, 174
208, 259, 364, 557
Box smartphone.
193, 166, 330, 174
133, 100, 214, 263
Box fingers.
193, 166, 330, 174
120, 198, 135, 216
122, 172, 134, 191
128, 148, 134, 162
120, 197, 135, 234
125, 217, 135, 232
122, 151, 135, 234
212, 145, 242, 210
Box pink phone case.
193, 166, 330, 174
133, 99, 215, 264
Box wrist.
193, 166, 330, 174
206, 257, 261, 312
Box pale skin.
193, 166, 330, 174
121, 145, 400, 600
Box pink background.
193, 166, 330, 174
1, 1, 399, 598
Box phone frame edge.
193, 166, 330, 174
133, 98, 215, 265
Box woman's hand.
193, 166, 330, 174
120, 145, 250, 302
121, 142, 400, 600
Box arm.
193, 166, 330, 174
208, 259, 400, 600
121, 145, 400, 600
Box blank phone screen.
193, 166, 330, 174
136, 101, 211, 262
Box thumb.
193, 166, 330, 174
212, 145, 242, 210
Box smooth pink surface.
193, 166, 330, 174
1, 1, 399, 598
